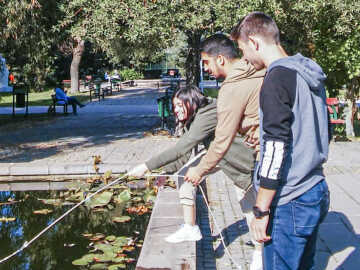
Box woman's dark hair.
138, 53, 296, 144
173, 85, 209, 123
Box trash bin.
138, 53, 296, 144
16, 92, 26, 107
157, 96, 170, 117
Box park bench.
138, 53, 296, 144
110, 78, 122, 92
327, 97, 345, 125
122, 80, 137, 87
89, 83, 105, 102
48, 94, 68, 115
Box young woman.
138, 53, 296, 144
128, 85, 261, 268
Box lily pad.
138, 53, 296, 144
33, 209, 53, 215
72, 254, 95, 265
111, 257, 126, 263
143, 189, 156, 203
94, 243, 115, 253
93, 253, 114, 263
86, 191, 113, 208
90, 263, 108, 269
108, 264, 126, 270
103, 170, 112, 180
132, 196, 143, 202
38, 198, 63, 206
105, 235, 116, 242
90, 233, 105, 241
112, 216, 131, 223
113, 190, 131, 204
113, 237, 128, 247
66, 192, 85, 202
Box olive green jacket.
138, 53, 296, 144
146, 99, 255, 190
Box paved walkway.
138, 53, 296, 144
1, 86, 360, 269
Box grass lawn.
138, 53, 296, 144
0, 88, 90, 107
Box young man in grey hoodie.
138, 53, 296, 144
231, 12, 330, 270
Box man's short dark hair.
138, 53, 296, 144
200, 33, 239, 60
231, 12, 280, 44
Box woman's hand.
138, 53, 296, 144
127, 163, 149, 178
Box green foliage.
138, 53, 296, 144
119, 69, 143, 81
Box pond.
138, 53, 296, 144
0, 178, 156, 270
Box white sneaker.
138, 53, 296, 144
165, 224, 202, 243
250, 250, 263, 270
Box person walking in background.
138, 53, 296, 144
55, 86, 85, 115
231, 12, 330, 270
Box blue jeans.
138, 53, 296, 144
264, 180, 330, 270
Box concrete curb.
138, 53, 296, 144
0, 162, 137, 177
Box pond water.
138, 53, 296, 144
0, 186, 152, 270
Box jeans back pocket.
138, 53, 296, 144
291, 181, 329, 236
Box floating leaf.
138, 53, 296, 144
72, 254, 95, 266
112, 216, 131, 223
86, 191, 113, 208
112, 257, 126, 263
90, 233, 105, 241
82, 233, 93, 238
108, 264, 126, 270
38, 198, 63, 206
0, 217, 16, 222
103, 170, 112, 180
113, 237, 128, 247
90, 263, 108, 269
92, 208, 108, 213
67, 181, 90, 192
66, 192, 85, 202
113, 190, 131, 204
105, 235, 116, 242
127, 205, 149, 215
110, 184, 128, 189
143, 188, 156, 203
122, 246, 135, 252
132, 196, 143, 202
94, 244, 122, 254
33, 209, 53, 215
93, 253, 114, 263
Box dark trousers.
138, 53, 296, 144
67, 96, 82, 114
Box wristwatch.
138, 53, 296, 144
253, 206, 270, 219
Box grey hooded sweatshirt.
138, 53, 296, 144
255, 53, 329, 206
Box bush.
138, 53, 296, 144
119, 68, 143, 81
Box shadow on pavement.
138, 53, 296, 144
316, 211, 360, 270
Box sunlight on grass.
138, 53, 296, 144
0, 89, 90, 107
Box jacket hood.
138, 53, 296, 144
268, 53, 327, 91
223, 59, 266, 84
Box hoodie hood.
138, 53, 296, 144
268, 53, 326, 91
223, 59, 266, 85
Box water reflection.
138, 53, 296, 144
0, 190, 150, 270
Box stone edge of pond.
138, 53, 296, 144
135, 186, 196, 269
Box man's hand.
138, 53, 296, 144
244, 125, 259, 148
251, 215, 271, 243
127, 163, 148, 178
184, 167, 202, 186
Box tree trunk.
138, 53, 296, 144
345, 99, 355, 137
345, 78, 360, 137
70, 39, 85, 94
185, 32, 202, 87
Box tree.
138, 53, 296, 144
255, 0, 360, 136
0, 0, 62, 90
